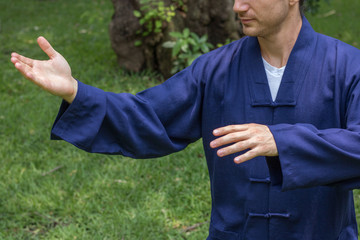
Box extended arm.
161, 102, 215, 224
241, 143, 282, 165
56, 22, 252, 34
11, 36, 78, 103
50, 55, 205, 158
11, 37, 206, 159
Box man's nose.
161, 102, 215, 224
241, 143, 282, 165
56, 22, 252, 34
233, 0, 250, 13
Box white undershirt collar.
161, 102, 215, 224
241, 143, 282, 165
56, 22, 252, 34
262, 57, 286, 101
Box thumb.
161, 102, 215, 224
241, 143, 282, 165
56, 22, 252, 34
37, 36, 57, 59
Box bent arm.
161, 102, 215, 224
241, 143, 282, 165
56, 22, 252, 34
267, 47, 360, 191
268, 123, 360, 191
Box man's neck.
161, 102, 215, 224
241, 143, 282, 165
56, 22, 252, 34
258, 13, 303, 68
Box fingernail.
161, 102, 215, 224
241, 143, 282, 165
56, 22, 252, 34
213, 130, 219, 135
234, 157, 241, 164
217, 150, 224, 157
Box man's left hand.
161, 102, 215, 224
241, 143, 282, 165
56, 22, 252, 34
210, 124, 278, 164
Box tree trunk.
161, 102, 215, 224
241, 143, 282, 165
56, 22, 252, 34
109, 0, 242, 78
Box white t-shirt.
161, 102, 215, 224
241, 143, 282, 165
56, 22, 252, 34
262, 58, 286, 101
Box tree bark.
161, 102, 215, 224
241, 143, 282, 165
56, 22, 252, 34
109, 0, 242, 78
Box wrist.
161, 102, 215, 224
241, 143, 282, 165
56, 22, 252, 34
63, 77, 78, 104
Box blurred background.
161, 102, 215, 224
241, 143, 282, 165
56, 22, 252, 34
1, 0, 360, 239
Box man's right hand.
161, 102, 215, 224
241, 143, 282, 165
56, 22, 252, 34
11, 36, 78, 103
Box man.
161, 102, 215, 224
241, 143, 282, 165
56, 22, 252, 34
10, 0, 360, 239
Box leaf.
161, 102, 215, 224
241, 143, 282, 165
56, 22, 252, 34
199, 35, 208, 43
188, 38, 196, 46
200, 44, 209, 53
133, 10, 142, 18
169, 31, 183, 38
140, 5, 150, 11
183, 28, 190, 38
179, 53, 189, 59
207, 42, 214, 49
192, 44, 200, 52
147, 22, 153, 31
181, 43, 189, 53
190, 32, 200, 42
172, 42, 182, 56
188, 54, 201, 66
162, 41, 176, 48
134, 40, 142, 47
155, 20, 162, 29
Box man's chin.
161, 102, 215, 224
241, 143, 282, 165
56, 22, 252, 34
242, 30, 258, 37
241, 26, 259, 37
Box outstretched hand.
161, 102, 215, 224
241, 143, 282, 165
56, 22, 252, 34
11, 36, 78, 103
210, 124, 278, 164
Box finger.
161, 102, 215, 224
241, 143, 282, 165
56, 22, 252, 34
213, 124, 249, 136
11, 52, 19, 58
234, 149, 259, 164
210, 131, 249, 148
10, 56, 18, 64
14, 61, 34, 80
37, 36, 57, 59
11, 53, 34, 67
216, 140, 253, 157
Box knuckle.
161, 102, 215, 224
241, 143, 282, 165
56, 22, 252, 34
228, 144, 238, 153
229, 125, 237, 132
235, 141, 249, 152
234, 141, 244, 149
249, 152, 258, 160
253, 135, 263, 143
257, 145, 266, 154
228, 132, 239, 142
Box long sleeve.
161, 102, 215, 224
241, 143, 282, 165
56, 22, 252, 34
268, 123, 360, 191
267, 41, 360, 191
51, 58, 206, 159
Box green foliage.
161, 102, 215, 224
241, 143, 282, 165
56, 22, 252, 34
2, 0, 360, 239
163, 28, 214, 74
1, 0, 209, 239
216, 38, 236, 48
133, 0, 176, 43
304, 0, 331, 14
305, 0, 360, 48
172, 0, 188, 12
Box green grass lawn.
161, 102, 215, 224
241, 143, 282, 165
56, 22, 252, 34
1, 1, 209, 239
1, 0, 360, 239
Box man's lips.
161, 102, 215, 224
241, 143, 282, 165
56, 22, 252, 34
240, 18, 254, 24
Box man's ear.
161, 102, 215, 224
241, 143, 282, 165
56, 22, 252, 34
289, 0, 300, 6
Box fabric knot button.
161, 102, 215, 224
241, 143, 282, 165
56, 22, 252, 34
249, 212, 291, 219
249, 177, 271, 183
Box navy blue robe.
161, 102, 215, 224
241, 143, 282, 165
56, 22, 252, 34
51, 18, 360, 239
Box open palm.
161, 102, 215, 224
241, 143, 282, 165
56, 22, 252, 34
11, 36, 78, 103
